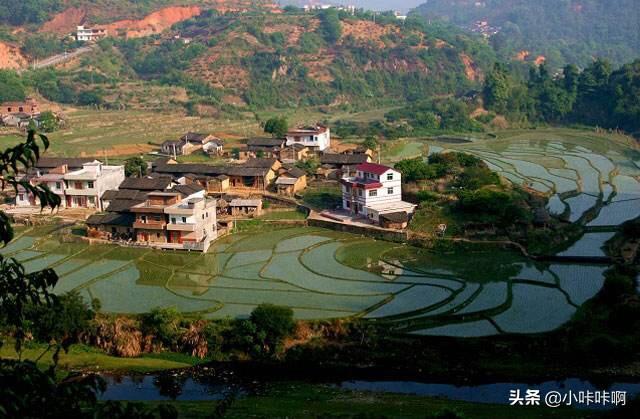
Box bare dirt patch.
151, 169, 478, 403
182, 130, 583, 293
99, 6, 202, 38
459, 53, 481, 82
40, 7, 87, 34
340, 20, 398, 49
0, 42, 27, 69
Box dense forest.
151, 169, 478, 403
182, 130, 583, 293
414, 0, 640, 68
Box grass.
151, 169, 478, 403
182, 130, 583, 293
0, 342, 201, 373
145, 382, 600, 418
301, 184, 342, 210
257, 210, 307, 220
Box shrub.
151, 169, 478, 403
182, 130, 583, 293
140, 308, 182, 350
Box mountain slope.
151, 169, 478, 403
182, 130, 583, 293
414, 0, 640, 67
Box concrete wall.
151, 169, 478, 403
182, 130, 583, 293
308, 218, 408, 242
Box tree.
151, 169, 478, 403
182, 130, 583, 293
264, 117, 288, 138
318, 9, 342, 44
0, 130, 175, 418
248, 304, 295, 358
38, 111, 59, 133
124, 156, 147, 178
0, 70, 26, 102
483, 63, 510, 114
362, 136, 378, 151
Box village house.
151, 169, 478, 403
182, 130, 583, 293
1, 97, 39, 116
152, 158, 281, 193
229, 199, 263, 217
76, 25, 107, 42
341, 162, 416, 226
15, 158, 124, 210
319, 153, 371, 179
203, 138, 224, 155
275, 166, 307, 197
86, 212, 136, 241
278, 144, 309, 162
164, 196, 217, 251
246, 137, 286, 158
285, 125, 331, 152
160, 139, 200, 157
62, 161, 125, 210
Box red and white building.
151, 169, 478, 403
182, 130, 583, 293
341, 163, 416, 224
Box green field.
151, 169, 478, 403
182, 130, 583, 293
1, 221, 612, 337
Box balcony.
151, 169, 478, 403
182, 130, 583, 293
166, 223, 197, 232
65, 188, 98, 196
133, 221, 166, 230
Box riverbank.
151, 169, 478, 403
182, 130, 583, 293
136, 382, 602, 418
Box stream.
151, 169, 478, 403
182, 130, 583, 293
99, 373, 640, 410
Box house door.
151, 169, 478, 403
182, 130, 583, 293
66, 196, 72, 207
168, 231, 182, 244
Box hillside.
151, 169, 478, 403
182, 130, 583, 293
2, 9, 494, 116
279, 1, 425, 13
414, 0, 640, 68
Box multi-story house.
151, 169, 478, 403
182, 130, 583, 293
165, 196, 217, 251
341, 162, 416, 225
63, 161, 125, 210
129, 188, 216, 251
15, 158, 123, 210
285, 125, 330, 152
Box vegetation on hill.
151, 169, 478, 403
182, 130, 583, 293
483, 59, 640, 135
414, 0, 640, 68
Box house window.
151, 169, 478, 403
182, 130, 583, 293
171, 218, 176, 224
202, 214, 205, 220
18, 193, 24, 201
88, 196, 95, 205
156, 233, 160, 239
182, 217, 187, 223
153, 215, 161, 222
74, 181, 82, 189
369, 190, 377, 197
345, 201, 350, 208
140, 215, 147, 223
357, 189, 362, 197
387, 173, 393, 181
87, 181, 94, 189
388, 187, 394, 195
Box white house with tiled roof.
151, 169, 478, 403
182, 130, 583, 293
341, 162, 416, 224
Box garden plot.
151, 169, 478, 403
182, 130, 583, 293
611, 175, 640, 202
263, 253, 404, 295
200, 286, 387, 313
560, 156, 601, 194
87, 267, 217, 314
557, 232, 615, 258
275, 234, 332, 253
9, 223, 617, 330
548, 168, 579, 180
549, 264, 607, 306
301, 241, 387, 282
514, 264, 557, 284
498, 158, 578, 194
492, 284, 576, 334
572, 152, 615, 181
587, 199, 640, 227
422, 283, 482, 316
563, 194, 599, 222
54, 260, 131, 294
0, 236, 36, 255
224, 249, 273, 269
411, 320, 501, 338
365, 285, 452, 318
455, 282, 509, 315
22, 254, 67, 274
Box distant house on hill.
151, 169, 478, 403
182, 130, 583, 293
76, 25, 107, 42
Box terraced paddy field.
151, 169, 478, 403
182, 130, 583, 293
400, 129, 640, 230
1, 224, 609, 337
